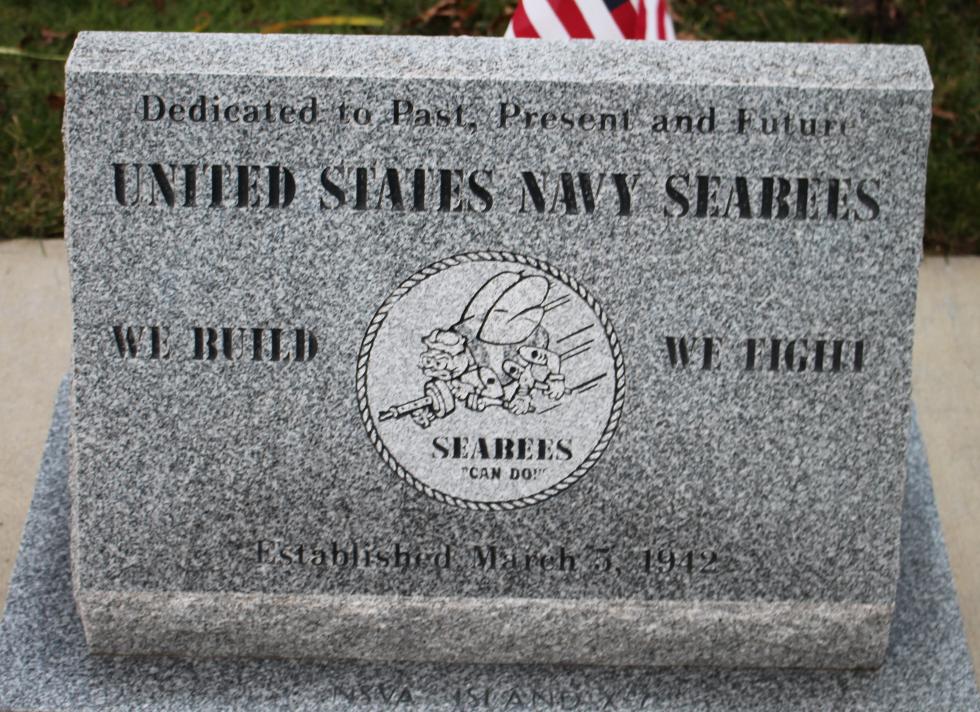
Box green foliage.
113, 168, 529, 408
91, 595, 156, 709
0, 0, 975, 251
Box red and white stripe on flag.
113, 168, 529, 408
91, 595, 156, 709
505, 0, 675, 41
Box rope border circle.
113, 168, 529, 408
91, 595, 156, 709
356, 251, 626, 512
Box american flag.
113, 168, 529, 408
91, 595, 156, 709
505, 0, 675, 41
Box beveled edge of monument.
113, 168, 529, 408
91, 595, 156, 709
72, 587, 893, 669
65, 32, 932, 93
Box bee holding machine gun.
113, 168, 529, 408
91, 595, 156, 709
378, 271, 568, 429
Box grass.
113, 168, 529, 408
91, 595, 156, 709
0, 0, 976, 251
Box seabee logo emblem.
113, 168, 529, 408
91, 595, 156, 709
357, 252, 625, 511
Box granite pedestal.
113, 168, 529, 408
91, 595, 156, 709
1, 382, 977, 710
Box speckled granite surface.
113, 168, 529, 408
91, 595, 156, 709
65, 33, 933, 666
1, 382, 977, 711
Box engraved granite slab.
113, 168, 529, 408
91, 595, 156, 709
64, 32, 933, 667
2, 382, 978, 711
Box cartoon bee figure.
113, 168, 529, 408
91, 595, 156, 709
378, 271, 567, 428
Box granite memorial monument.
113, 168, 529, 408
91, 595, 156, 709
58, 32, 933, 670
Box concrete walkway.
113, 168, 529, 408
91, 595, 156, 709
1, 239, 977, 679
0, 239, 71, 608
912, 256, 980, 670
